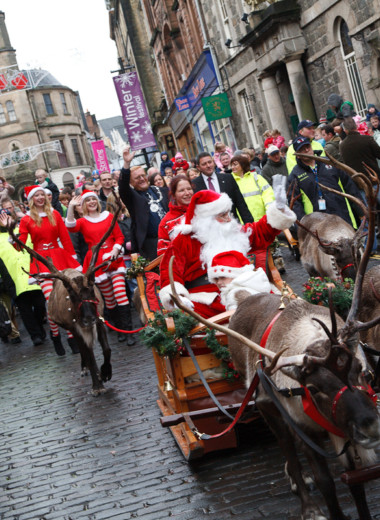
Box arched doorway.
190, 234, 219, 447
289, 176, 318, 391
62, 172, 74, 189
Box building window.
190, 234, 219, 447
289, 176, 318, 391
218, 0, 232, 50
60, 93, 68, 114
210, 117, 236, 152
57, 139, 68, 168
339, 19, 367, 118
0, 103, 6, 124
6, 101, 16, 121
239, 90, 259, 147
43, 93, 54, 115
71, 138, 82, 165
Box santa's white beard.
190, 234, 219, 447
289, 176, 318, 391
192, 215, 251, 268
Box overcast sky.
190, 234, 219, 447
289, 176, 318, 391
1, 0, 121, 120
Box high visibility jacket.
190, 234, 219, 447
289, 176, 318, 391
286, 139, 325, 174
286, 160, 362, 228
232, 171, 275, 222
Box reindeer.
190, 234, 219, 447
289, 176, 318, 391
168, 168, 380, 519
6, 204, 123, 396
297, 212, 364, 281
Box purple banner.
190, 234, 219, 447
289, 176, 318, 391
91, 140, 110, 173
113, 72, 156, 151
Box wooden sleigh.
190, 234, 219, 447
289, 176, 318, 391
132, 250, 296, 460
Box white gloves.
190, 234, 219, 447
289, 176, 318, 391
102, 246, 120, 261
272, 174, 287, 210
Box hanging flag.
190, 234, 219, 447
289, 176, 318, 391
201, 92, 232, 122
91, 141, 110, 173
113, 72, 156, 151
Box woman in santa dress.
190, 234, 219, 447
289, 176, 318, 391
0, 185, 82, 356
66, 190, 134, 345
157, 175, 193, 256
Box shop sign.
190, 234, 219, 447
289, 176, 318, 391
201, 92, 232, 122
174, 96, 190, 112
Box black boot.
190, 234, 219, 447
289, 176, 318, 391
117, 304, 135, 345
67, 336, 80, 354
50, 332, 65, 356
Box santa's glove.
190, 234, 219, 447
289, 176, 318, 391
272, 174, 287, 210
174, 296, 194, 311
102, 246, 120, 261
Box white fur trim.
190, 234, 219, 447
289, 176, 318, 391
194, 193, 232, 219
175, 223, 193, 235
27, 187, 45, 201
159, 282, 190, 310
220, 269, 271, 309
81, 191, 99, 204
189, 291, 219, 305
113, 243, 122, 250
26, 211, 47, 217
266, 202, 296, 230
207, 263, 253, 283
94, 266, 125, 283
84, 211, 109, 223
65, 219, 77, 228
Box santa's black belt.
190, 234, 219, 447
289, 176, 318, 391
185, 275, 209, 290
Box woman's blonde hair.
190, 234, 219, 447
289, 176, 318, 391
29, 192, 56, 226
106, 192, 130, 218
81, 196, 101, 216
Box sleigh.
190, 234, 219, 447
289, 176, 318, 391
132, 250, 295, 460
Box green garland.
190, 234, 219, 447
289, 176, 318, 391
140, 309, 240, 381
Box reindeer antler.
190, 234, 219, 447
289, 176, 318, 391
296, 219, 334, 249
83, 188, 123, 285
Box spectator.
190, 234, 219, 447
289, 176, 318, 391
286, 120, 325, 174
287, 136, 362, 228
369, 115, 380, 147
321, 124, 342, 161
119, 146, 169, 261
192, 152, 254, 224
218, 152, 232, 173
280, 145, 288, 159
59, 192, 72, 217
0, 256, 21, 344
1, 198, 23, 223
314, 126, 326, 147
271, 129, 285, 149
171, 152, 189, 172
261, 145, 288, 186
327, 93, 356, 121
0, 175, 15, 204
98, 171, 114, 211
365, 103, 380, 122
213, 141, 233, 170
163, 166, 174, 187
35, 169, 62, 215
160, 151, 173, 176
249, 147, 263, 173
187, 168, 200, 181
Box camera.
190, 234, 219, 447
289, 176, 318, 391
0, 209, 11, 215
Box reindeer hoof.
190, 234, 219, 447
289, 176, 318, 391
101, 363, 112, 382
91, 387, 106, 396
81, 366, 89, 377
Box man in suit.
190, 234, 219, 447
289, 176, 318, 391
192, 152, 253, 224
119, 147, 169, 261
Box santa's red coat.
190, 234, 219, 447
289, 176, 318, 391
66, 212, 125, 282
159, 214, 279, 317
18, 210, 81, 278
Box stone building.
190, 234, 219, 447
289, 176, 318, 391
199, 0, 380, 149
0, 11, 93, 195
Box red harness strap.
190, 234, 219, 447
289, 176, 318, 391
331, 384, 378, 423
302, 386, 345, 438
340, 263, 354, 279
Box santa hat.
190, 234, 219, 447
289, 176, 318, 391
24, 185, 45, 201
319, 114, 327, 125
175, 152, 183, 160
44, 188, 52, 196
81, 189, 99, 204
180, 190, 232, 235
207, 251, 253, 282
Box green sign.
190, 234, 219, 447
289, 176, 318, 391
201, 92, 232, 122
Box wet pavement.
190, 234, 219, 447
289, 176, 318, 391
1, 243, 380, 520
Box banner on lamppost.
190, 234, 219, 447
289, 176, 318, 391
113, 72, 156, 151
91, 140, 110, 173
201, 92, 232, 122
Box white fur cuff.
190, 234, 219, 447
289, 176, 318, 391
266, 202, 296, 230
159, 282, 190, 310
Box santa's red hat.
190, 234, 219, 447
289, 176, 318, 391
81, 189, 99, 204
181, 190, 232, 234
207, 250, 253, 282
24, 185, 45, 201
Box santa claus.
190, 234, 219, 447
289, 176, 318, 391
159, 184, 296, 318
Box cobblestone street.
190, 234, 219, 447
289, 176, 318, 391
1, 245, 380, 520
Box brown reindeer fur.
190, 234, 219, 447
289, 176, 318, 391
359, 265, 380, 354
298, 213, 357, 280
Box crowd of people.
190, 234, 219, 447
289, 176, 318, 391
1, 92, 380, 346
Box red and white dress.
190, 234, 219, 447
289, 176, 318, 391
157, 203, 187, 256
66, 211, 125, 283
18, 210, 81, 282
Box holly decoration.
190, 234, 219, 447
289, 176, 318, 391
140, 309, 240, 381
302, 277, 354, 319
126, 256, 149, 279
